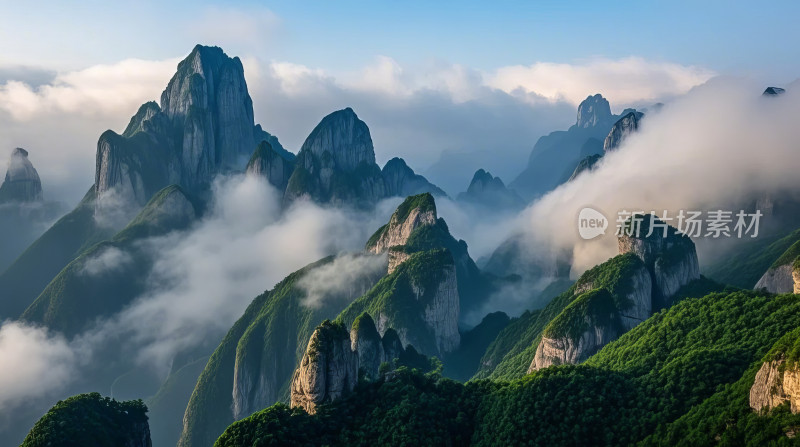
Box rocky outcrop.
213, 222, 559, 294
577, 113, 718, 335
290, 315, 428, 414
750, 357, 800, 414
284, 108, 386, 207
793, 262, 800, 294
387, 247, 411, 274
366, 193, 437, 254
529, 215, 701, 372
567, 154, 602, 182
510, 93, 618, 200
246, 141, 295, 190
576, 94, 613, 128
618, 214, 700, 306
421, 264, 461, 354
763, 87, 786, 96
457, 169, 524, 210
756, 264, 795, 293
96, 45, 278, 208
603, 110, 643, 152
0, 147, 43, 203
382, 157, 446, 198
290, 320, 358, 414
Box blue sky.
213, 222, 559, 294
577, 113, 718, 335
0, 0, 798, 203
1, 0, 798, 83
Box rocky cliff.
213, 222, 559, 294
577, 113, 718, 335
0, 147, 43, 203
510, 93, 619, 199
763, 86, 786, 96
529, 215, 701, 372
290, 320, 358, 414
755, 264, 794, 293
457, 169, 524, 211
382, 157, 446, 198
246, 141, 295, 190
618, 214, 700, 307
284, 108, 386, 207
337, 249, 461, 358
603, 110, 643, 152
290, 315, 429, 414
567, 154, 602, 182
576, 94, 613, 128
366, 193, 437, 255
96, 45, 275, 207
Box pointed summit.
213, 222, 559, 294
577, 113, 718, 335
603, 110, 643, 152
366, 193, 437, 254
300, 107, 376, 170
284, 107, 386, 207
0, 148, 43, 203
96, 45, 273, 207
576, 94, 613, 128
382, 157, 446, 198
763, 86, 786, 96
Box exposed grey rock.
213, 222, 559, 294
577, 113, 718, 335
793, 264, 800, 294
763, 87, 786, 96
603, 110, 643, 152
367, 193, 437, 255
619, 266, 653, 330
567, 154, 603, 182
755, 264, 794, 293
533, 325, 620, 370
457, 169, 524, 210
750, 357, 800, 414
290, 316, 429, 414
95, 45, 282, 208
382, 157, 446, 198
576, 94, 613, 129
617, 214, 700, 305
290, 321, 358, 415
284, 108, 387, 207
421, 265, 461, 354
387, 247, 411, 274
0, 147, 43, 203
246, 141, 295, 191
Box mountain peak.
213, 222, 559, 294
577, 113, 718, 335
576, 94, 613, 128
0, 147, 43, 203
366, 193, 437, 253
763, 86, 786, 96
299, 107, 375, 171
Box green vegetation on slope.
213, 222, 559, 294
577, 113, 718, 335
704, 227, 800, 288
179, 254, 383, 447
21, 392, 149, 447
213, 290, 800, 446
20, 185, 197, 337
0, 186, 113, 320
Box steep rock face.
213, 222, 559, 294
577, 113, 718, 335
567, 154, 602, 182
793, 263, 800, 294
0, 147, 43, 203
246, 141, 295, 190
284, 108, 386, 207
529, 266, 649, 371
576, 94, 613, 128
618, 214, 700, 306
290, 321, 358, 415
755, 264, 794, 293
763, 87, 786, 96
337, 249, 461, 358
382, 157, 446, 198
750, 357, 800, 413
367, 193, 437, 254
457, 169, 524, 211
96, 45, 275, 207
421, 265, 461, 354
603, 110, 643, 152
528, 216, 700, 373
387, 247, 411, 274
618, 266, 653, 330
290, 315, 427, 414
510, 93, 618, 199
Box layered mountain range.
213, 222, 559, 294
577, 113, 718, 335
5, 42, 800, 447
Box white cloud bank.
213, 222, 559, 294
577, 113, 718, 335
0, 52, 713, 203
